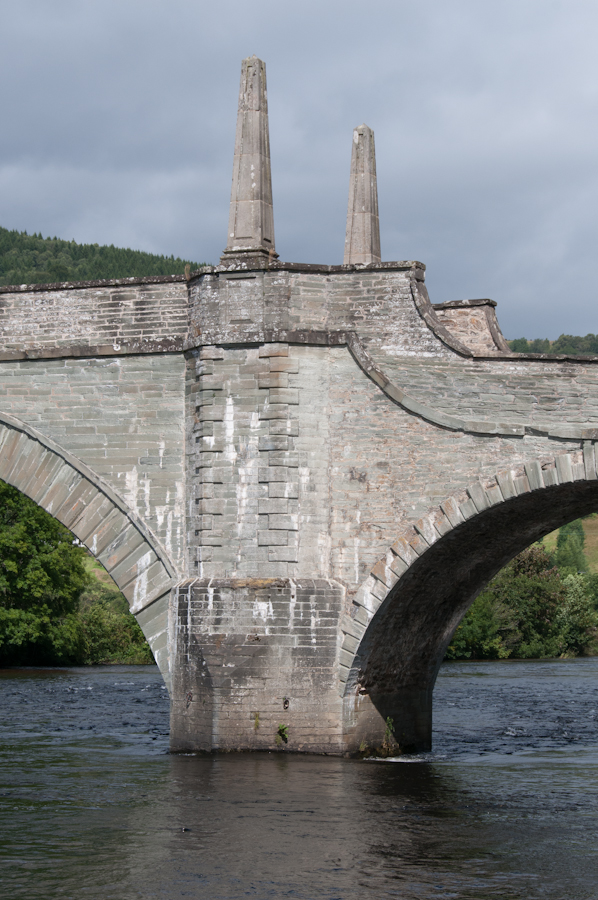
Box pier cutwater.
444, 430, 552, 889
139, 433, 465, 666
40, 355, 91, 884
1, 56, 598, 753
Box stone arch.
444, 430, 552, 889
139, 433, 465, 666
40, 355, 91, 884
0, 411, 176, 686
339, 447, 598, 751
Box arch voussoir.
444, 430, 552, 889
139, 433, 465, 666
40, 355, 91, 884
339, 447, 598, 693
0, 413, 176, 669
0, 412, 177, 687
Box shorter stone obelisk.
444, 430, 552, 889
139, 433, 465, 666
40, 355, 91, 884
221, 56, 277, 264
343, 124, 381, 266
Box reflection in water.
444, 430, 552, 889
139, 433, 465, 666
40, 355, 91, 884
1, 660, 597, 899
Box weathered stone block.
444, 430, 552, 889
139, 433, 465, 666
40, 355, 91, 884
257, 530, 288, 545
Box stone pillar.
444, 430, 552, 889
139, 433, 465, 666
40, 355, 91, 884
221, 56, 277, 264
343, 124, 381, 266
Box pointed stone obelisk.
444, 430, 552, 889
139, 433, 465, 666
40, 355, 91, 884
221, 56, 277, 264
343, 124, 381, 265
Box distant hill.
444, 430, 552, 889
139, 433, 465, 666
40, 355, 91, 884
0, 226, 206, 287
508, 335, 598, 356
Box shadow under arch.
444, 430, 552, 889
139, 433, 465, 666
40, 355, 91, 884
0, 411, 176, 688
340, 449, 598, 752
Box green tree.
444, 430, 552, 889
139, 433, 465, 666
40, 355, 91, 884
0, 480, 90, 664
0, 480, 154, 666
553, 518, 588, 574
529, 338, 551, 353
509, 337, 530, 352
77, 575, 153, 664
558, 575, 598, 655
0, 480, 90, 616
446, 546, 583, 660
551, 334, 598, 356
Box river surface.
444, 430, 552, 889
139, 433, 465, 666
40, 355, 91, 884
1, 658, 598, 899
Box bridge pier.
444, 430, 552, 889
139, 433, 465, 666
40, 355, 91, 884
170, 578, 349, 753
169, 578, 433, 754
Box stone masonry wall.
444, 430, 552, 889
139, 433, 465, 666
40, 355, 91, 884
0, 277, 188, 357
171, 578, 346, 753
432, 300, 507, 354
187, 341, 331, 579
188, 264, 452, 358
0, 353, 186, 569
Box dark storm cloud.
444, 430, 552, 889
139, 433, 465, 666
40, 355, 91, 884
1, 0, 597, 337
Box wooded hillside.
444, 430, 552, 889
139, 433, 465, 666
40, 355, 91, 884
0, 226, 205, 286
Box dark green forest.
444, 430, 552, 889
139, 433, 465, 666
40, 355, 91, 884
0, 226, 205, 287
508, 335, 598, 355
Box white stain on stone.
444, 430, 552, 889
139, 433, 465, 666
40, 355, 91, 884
317, 532, 331, 577
310, 597, 317, 645
253, 599, 273, 635
132, 550, 152, 610
156, 507, 166, 531
141, 478, 151, 519
224, 396, 237, 463
124, 469, 139, 514
288, 578, 296, 630
299, 466, 310, 492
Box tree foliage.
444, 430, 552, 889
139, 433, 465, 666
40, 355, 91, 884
508, 334, 598, 356
447, 539, 598, 661
0, 226, 205, 286
0, 480, 89, 617
555, 518, 588, 574
0, 481, 153, 666
509, 337, 551, 353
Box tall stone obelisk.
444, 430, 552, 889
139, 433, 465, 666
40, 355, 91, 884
221, 56, 277, 264
343, 124, 381, 265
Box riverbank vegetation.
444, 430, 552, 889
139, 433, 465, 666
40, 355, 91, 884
0, 225, 204, 286
447, 519, 598, 660
0, 481, 152, 666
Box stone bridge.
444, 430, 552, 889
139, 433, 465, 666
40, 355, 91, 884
2, 56, 598, 753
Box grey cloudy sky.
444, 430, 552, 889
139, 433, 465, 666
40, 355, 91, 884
1, 0, 597, 338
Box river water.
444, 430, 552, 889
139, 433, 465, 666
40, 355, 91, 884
1, 658, 597, 900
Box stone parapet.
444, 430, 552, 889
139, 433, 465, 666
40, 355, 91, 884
0, 279, 188, 354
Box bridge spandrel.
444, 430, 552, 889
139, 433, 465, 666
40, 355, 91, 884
0, 353, 186, 570
364, 350, 598, 433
